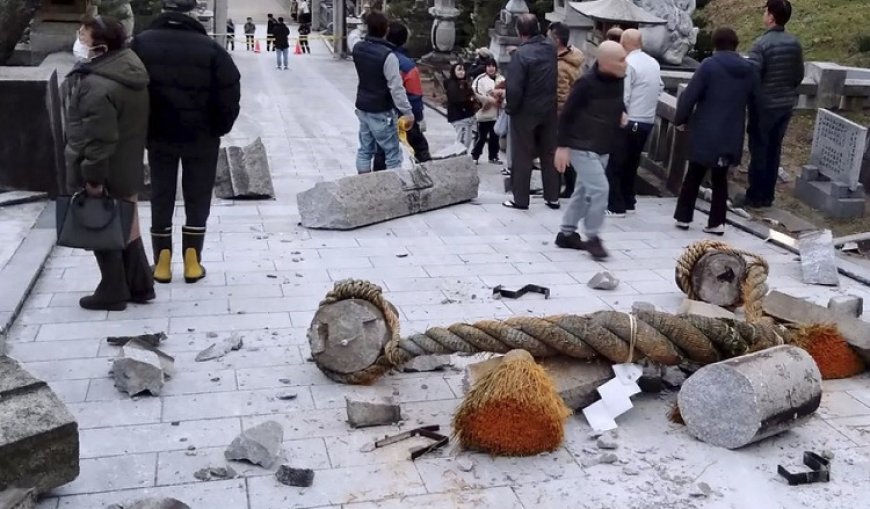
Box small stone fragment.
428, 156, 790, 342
106, 332, 167, 348
206, 332, 219, 338
359, 442, 376, 453
457, 458, 474, 472
278, 378, 291, 384
821, 450, 835, 460
599, 453, 618, 464
346, 393, 402, 428
596, 436, 618, 450
623, 466, 639, 476
113, 343, 173, 396
276, 392, 298, 400
587, 271, 619, 290
275, 465, 315, 488
195, 334, 244, 362
689, 482, 712, 498
193, 468, 211, 481
123, 498, 191, 509
209, 466, 237, 479
224, 421, 284, 467
402, 355, 452, 373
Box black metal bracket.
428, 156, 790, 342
777, 452, 830, 485
374, 425, 449, 461
492, 284, 550, 300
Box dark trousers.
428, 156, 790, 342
267, 35, 275, 51
226, 36, 234, 50
373, 121, 431, 171
149, 138, 221, 230
246, 34, 255, 50
746, 107, 792, 206
606, 121, 653, 213
510, 112, 559, 206
674, 161, 729, 228
471, 120, 499, 162
299, 37, 310, 53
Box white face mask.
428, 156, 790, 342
73, 38, 92, 61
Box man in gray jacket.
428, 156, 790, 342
503, 13, 560, 210
740, 0, 804, 208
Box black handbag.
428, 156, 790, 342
55, 191, 135, 251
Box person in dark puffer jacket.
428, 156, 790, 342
739, 0, 804, 208
131, 0, 241, 286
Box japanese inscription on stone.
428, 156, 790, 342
811, 109, 868, 191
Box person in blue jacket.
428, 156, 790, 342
673, 27, 762, 236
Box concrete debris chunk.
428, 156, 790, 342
763, 290, 870, 362
195, 333, 243, 362
676, 299, 736, 320
457, 458, 475, 472
345, 392, 402, 428
463, 356, 612, 410
596, 431, 618, 450
587, 271, 620, 290
106, 332, 167, 348
224, 421, 283, 468
0, 356, 79, 495
599, 453, 619, 464
297, 156, 479, 229
112, 343, 171, 397
678, 345, 821, 449
193, 465, 238, 481
798, 229, 839, 286
402, 355, 452, 373
214, 137, 276, 199
689, 482, 713, 498
828, 295, 864, 318
275, 465, 315, 487
0, 488, 35, 509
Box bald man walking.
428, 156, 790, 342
554, 41, 627, 261
606, 29, 662, 217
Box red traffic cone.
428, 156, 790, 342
294, 42, 302, 55
254, 39, 261, 53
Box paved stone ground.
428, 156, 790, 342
0, 201, 44, 272
6, 33, 870, 509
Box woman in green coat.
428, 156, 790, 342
62, 15, 154, 311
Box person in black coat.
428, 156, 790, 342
266, 13, 277, 51
131, 0, 241, 285
673, 27, 761, 236
445, 63, 477, 151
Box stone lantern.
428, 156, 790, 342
428, 0, 460, 58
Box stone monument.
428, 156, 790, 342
486, 0, 528, 70
427, 0, 460, 61
794, 109, 867, 218
633, 0, 698, 65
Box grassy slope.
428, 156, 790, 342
700, 0, 870, 67
701, 0, 870, 234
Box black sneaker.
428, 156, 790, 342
555, 232, 586, 250
585, 236, 609, 261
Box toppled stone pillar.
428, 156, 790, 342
297, 156, 479, 229
214, 137, 275, 199
678, 345, 822, 449
0, 356, 79, 494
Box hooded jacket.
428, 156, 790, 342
675, 50, 762, 168
131, 12, 241, 146
62, 49, 149, 197
556, 46, 584, 114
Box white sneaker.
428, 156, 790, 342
703, 225, 725, 236
605, 210, 626, 218
675, 221, 690, 230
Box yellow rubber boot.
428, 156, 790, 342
150, 228, 173, 284
182, 226, 207, 284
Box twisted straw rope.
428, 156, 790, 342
315, 279, 786, 385
674, 240, 770, 323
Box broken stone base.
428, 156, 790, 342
462, 356, 613, 410
0, 488, 35, 509
224, 421, 283, 468
678, 345, 822, 449
214, 137, 275, 199
0, 356, 79, 494
346, 391, 402, 428
297, 156, 479, 230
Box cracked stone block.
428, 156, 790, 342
297, 156, 479, 230
828, 295, 864, 318
0, 356, 79, 494
402, 355, 452, 373
112, 346, 166, 397
214, 138, 275, 199
275, 465, 314, 487
224, 421, 283, 468
195, 334, 243, 362
346, 392, 402, 428
587, 271, 619, 290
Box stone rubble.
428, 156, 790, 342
224, 421, 284, 468
828, 295, 864, 318
275, 465, 315, 487
107, 498, 191, 509
112, 344, 171, 397
587, 271, 620, 290
195, 333, 243, 362
456, 458, 475, 472
106, 332, 167, 348
193, 466, 238, 482
345, 392, 402, 428
401, 355, 452, 373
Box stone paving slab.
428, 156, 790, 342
4, 40, 869, 508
